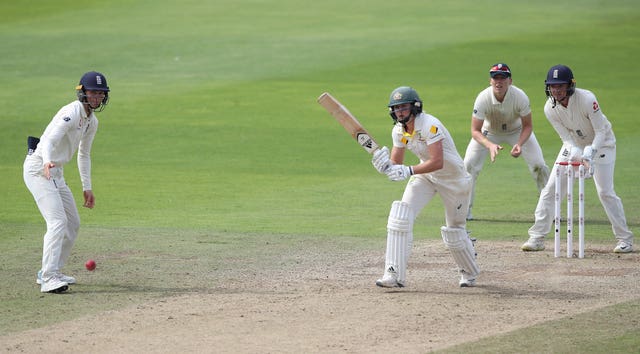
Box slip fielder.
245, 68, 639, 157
463, 63, 549, 220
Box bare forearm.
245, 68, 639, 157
410, 158, 443, 174
518, 125, 532, 147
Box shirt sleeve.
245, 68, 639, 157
583, 92, 611, 151
77, 118, 98, 191
516, 88, 532, 117
41, 108, 74, 164
472, 92, 487, 120
391, 124, 405, 148
544, 101, 574, 147
425, 122, 445, 145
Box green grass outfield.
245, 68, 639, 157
1, 0, 639, 351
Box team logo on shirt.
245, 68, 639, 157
592, 101, 600, 112
63, 117, 71, 122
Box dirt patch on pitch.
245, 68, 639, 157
2, 240, 639, 353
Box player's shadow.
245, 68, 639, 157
379, 285, 596, 301
65, 283, 210, 295
469, 217, 615, 226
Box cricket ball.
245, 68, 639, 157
85, 259, 97, 271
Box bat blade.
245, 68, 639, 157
317, 92, 380, 154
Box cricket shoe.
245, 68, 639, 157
375, 267, 405, 288
459, 270, 476, 288
613, 241, 633, 253
37, 270, 76, 285
40, 276, 69, 294
521, 237, 545, 251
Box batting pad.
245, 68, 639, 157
441, 226, 480, 277
385, 201, 413, 282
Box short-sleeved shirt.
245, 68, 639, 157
472, 85, 531, 134
544, 88, 615, 151
392, 112, 467, 179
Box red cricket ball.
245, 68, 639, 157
85, 259, 96, 271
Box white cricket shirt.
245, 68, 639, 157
391, 112, 467, 179
472, 85, 531, 134
32, 100, 98, 190
544, 88, 615, 151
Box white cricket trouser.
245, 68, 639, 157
23, 155, 80, 281
401, 173, 472, 229
528, 146, 633, 243
464, 131, 548, 213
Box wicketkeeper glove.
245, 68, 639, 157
386, 164, 413, 181
581, 145, 596, 178
582, 145, 595, 162
569, 145, 583, 162
372, 146, 391, 174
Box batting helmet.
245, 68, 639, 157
388, 86, 422, 124
76, 71, 110, 111
545, 65, 576, 101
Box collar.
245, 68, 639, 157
491, 86, 510, 105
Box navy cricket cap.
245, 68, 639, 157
489, 63, 511, 78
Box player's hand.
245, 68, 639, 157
582, 145, 595, 162
372, 146, 391, 174
43, 162, 56, 180
488, 143, 503, 162
568, 145, 582, 162
580, 145, 596, 178
83, 190, 95, 209
510, 144, 522, 158
386, 164, 413, 181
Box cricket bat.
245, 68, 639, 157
317, 92, 380, 154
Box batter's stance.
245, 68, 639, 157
24, 71, 110, 293
522, 65, 633, 253
463, 63, 549, 220
372, 86, 479, 287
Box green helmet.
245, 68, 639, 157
388, 86, 423, 123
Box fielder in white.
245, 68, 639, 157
23, 71, 110, 293
522, 65, 634, 253
463, 63, 549, 220
372, 86, 479, 288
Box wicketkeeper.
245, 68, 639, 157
372, 86, 479, 288
23, 71, 110, 293
522, 65, 634, 253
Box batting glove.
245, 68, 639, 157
372, 146, 391, 174
386, 164, 413, 181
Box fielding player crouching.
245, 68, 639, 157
371, 86, 479, 288
23, 72, 110, 293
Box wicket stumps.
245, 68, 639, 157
554, 162, 585, 258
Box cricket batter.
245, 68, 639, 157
522, 65, 634, 253
372, 86, 479, 287
23, 71, 110, 293
463, 63, 549, 220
